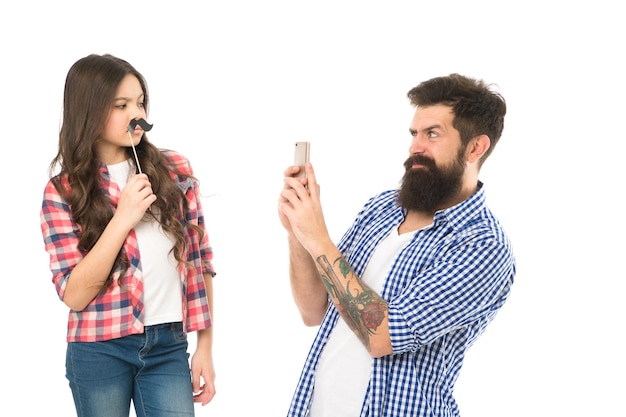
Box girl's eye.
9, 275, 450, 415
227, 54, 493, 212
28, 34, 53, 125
115, 104, 126, 109
138, 102, 145, 108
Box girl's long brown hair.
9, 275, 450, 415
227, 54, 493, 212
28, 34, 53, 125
49, 53, 202, 291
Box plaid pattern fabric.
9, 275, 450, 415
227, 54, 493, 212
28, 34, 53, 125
40, 150, 215, 342
287, 184, 515, 417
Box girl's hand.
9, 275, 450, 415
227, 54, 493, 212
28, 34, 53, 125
114, 174, 157, 231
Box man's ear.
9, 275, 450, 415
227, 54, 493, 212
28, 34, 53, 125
466, 135, 491, 164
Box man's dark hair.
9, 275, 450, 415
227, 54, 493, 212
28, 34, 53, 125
407, 73, 506, 165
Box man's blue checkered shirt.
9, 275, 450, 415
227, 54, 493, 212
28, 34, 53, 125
287, 184, 515, 417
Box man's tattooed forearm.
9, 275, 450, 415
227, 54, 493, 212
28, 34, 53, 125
316, 255, 388, 351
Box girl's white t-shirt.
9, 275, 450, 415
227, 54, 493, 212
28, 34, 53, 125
309, 228, 417, 417
107, 160, 182, 326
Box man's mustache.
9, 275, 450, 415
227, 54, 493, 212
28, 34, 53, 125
404, 155, 436, 171
127, 118, 153, 133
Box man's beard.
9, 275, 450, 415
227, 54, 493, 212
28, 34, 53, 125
396, 149, 466, 212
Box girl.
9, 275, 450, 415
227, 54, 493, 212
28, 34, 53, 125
40, 54, 216, 417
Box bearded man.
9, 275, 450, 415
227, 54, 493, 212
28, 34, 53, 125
278, 73, 515, 417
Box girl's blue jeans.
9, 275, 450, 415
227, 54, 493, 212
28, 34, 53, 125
66, 322, 195, 417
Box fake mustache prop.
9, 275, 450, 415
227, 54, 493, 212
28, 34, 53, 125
127, 118, 153, 174
127, 118, 154, 133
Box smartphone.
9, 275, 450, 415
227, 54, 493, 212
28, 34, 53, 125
293, 141, 310, 178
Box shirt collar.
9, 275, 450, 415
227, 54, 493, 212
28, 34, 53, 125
433, 181, 486, 230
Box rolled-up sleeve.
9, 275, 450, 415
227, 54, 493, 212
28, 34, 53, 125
40, 179, 83, 301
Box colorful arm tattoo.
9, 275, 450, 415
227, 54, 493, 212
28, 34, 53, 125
316, 255, 388, 351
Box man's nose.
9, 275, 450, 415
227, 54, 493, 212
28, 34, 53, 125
409, 133, 428, 154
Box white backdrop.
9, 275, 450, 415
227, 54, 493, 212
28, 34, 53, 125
1, 1, 624, 416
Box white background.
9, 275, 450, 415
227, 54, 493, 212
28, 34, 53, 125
1, 1, 624, 416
